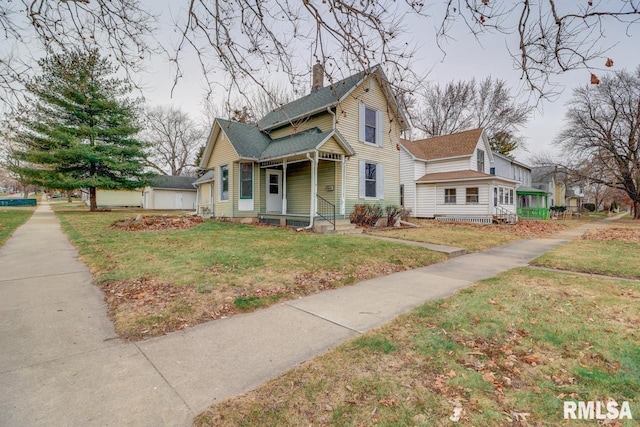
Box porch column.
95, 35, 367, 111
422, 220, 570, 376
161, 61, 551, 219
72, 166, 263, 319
282, 160, 287, 214
340, 155, 346, 215
195, 186, 200, 214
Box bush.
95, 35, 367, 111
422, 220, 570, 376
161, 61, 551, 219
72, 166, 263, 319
583, 203, 596, 212
550, 206, 566, 213
385, 205, 402, 226
349, 203, 384, 227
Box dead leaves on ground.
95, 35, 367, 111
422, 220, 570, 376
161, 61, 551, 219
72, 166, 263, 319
110, 214, 204, 231
583, 226, 640, 244
417, 219, 568, 238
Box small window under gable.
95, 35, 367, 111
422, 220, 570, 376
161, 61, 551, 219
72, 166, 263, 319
477, 149, 485, 172
359, 102, 383, 147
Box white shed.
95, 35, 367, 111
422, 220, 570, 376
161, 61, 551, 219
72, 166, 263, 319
143, 175, 197, 210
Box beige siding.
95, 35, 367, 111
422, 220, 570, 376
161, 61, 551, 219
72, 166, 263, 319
427, 158, 469, 174
258, 168, 267, 213
269, 113, 334, 139
96, 189, 142, 208
286, 161, 311, 214
319, 136, 344, 154
203, 130, 240, 218
317, 160, 337, 206
336, 75, 402, 214
199, 183, 212, 205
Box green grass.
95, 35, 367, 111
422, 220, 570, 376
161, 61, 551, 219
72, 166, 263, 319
196, 267, 640, 426
532, 221, 640, 279
369, 219, 572, 252
0, 208, 35, 246
53, 206, 446, 339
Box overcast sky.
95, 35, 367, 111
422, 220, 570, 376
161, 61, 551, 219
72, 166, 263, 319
139, 3, 639, 165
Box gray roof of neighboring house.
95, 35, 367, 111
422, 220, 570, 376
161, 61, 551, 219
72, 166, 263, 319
148, 175, 197, 190
193, 170, 215, 185
257, 69, 370, 131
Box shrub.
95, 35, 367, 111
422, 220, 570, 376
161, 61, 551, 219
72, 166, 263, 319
385, 205, 411, 226
349, 203, 384, 227
550, 206, 566, 213
583, 203, 596, 212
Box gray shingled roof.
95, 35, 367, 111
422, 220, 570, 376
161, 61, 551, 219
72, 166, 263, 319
257, 69, 370, 131
261, 128, 333, 160
193, 170, 215, 185
217, 119, 271, 158
148, 175, 197, 190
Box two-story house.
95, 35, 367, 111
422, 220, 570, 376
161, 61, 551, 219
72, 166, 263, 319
491, 152, 549, 219
194, 64, 409, 229
399, 128, 518, 222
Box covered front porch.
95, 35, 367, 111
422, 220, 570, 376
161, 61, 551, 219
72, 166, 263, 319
258, 150, 348, 228
517, 186, 550, 219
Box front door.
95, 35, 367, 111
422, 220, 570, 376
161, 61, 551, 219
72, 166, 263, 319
174, 192, 182, 209
266, 170, 282, 213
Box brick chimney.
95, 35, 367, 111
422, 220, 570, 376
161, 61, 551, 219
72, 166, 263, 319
311, 61, 323, 92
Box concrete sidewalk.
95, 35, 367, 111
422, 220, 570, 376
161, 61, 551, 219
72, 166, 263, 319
0, 204, 614, 426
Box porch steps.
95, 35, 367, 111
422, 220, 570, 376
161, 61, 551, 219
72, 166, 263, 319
313, 219, 362, 235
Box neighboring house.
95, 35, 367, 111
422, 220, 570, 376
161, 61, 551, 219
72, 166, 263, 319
565, 184, 585, 213
82, 189, 142, 208
400, 128, 518, 223
142, 175, 197, 210
195, 64, 409, 228
491, 152, 549, 219
531, 166, 566, 208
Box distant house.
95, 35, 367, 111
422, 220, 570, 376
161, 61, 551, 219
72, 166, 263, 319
491, 152, 549, 219
400, 129, 518, 223
142, 175, 197, 210
82, 189, 142, 208
194, 64, 409, 229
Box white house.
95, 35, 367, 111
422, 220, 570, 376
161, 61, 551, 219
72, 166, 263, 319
491, 152, 531, 188
400, 128, 518, 222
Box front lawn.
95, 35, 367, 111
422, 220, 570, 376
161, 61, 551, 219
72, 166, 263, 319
531, 220, 640, 279
0, 208, 35, 247
54, 207, 446, 340
369, 219, 572, 252
196, 267, 640, 426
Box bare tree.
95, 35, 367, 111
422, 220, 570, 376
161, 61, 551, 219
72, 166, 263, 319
412, 77, 530, 154
2, 1, 639, 107
141, 106, 206, 176
557, 66, 640, 219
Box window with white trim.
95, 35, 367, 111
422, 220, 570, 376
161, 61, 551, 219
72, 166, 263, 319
445, 188, 456, 204
359, 103, 383, 146
220, 164, 229, 201
359, 160, 384, 199
509, 189, 514, 204
499, 187, 504, 204
239, 162, 253, 199
466, 187, 479, 204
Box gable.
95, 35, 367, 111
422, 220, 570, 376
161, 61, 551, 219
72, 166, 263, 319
401, 128, 484, 161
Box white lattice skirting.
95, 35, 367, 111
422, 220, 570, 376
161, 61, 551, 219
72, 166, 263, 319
436, 216, 494, 224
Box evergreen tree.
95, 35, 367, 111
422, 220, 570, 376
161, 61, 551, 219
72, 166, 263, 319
12, 49, 149, 211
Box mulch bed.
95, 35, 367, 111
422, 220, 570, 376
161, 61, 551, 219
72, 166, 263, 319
110, 214, 204, 231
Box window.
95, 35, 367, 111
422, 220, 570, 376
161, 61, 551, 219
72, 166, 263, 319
220, 164, 229, 201
239, 163, 253, 199
445, 188, 456, 204
365, 107, 376, 144
365, 162, 377, 198
400, 184, 404, 207
477, 149, 485, 172
359, 160, 384, 199
359, 103, 382, 146
509, 189, 514, 205
466, 187, 479, 204
499, 187, 504, 204
269, 173, 279, 194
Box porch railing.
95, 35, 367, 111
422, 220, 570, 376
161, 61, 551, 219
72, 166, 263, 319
517, 207, 550, 219
316, 195, 336, 231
